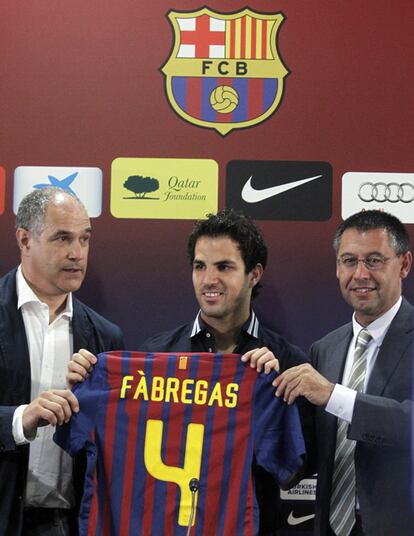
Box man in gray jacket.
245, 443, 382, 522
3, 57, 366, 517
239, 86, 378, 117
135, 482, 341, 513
274, 210, 414, 536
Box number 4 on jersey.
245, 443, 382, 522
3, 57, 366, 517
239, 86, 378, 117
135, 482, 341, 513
144, 419, 205, 526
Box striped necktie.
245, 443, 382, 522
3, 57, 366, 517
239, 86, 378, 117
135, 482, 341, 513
329, 328, 372, 536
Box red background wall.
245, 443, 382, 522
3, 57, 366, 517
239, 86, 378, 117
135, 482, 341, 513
1, 0, 413, 351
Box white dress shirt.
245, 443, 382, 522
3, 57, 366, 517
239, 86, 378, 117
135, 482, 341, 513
326, 297, 402, 423
12, 266, 75, 508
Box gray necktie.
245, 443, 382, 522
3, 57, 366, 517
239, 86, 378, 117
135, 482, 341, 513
329, 328, 372, 536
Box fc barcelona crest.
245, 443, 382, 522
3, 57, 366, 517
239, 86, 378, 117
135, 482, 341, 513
161, 8, 289, 136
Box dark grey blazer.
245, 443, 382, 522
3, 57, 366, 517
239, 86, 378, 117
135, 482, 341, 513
310, 297, 414, 536
0, 268, 125, 536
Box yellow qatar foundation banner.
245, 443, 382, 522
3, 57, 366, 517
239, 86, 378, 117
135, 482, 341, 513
111, 157, 218, 219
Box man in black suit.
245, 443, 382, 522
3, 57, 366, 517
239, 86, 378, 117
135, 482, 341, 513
274, 210, 414, 536
0, 187, 124, 536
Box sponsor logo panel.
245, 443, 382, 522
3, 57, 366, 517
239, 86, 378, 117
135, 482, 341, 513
110, 157, 218, 219
226, 161, 332, 220
161, 8, 288, 135
280, 478, 316, 502
13, 166, 103, 217
0, 166, 5, 215
342, 172, 414, 223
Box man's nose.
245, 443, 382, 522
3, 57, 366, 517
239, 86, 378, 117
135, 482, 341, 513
203, 266, 219, 284
353, 258, 371, 278
67, 240, 84, 260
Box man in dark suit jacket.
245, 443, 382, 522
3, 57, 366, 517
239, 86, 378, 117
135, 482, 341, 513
274, 210, 414, 536
0, 188, 124, 536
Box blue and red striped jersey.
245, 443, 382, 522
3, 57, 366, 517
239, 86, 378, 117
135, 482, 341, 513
55, 351, 305, 536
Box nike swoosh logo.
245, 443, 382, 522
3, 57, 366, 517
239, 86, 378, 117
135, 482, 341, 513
287, 512, 316, 526
241, 174, 323, 203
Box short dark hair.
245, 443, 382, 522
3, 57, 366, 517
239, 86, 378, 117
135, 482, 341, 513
187, 209, 267, 298
333, 210, 411, 255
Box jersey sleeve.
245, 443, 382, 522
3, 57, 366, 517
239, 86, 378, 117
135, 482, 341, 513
253, 371, 306, 489
53, 364, 104, 456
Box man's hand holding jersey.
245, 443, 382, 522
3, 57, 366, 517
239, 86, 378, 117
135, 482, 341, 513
241, 347, 280, 373
67, 349, 97, 390
22, 389, 79, 438
273, 363, 334, 406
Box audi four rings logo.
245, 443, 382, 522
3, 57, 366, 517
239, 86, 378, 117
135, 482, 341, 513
358, 182, 414, 203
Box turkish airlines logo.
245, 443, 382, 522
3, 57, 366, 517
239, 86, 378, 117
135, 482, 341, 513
226, 161, 332, 220
342, 172, 414, 223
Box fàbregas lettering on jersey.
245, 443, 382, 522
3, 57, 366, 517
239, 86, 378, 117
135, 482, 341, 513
120, 370, 239, 408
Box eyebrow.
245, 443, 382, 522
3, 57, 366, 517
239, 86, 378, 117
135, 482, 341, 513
193, 258, 236, 265
50, 227, 92, 238
214, 259, 236, 265
339, 250, 384, 257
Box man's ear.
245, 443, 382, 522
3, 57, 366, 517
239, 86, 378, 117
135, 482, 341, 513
16, 228, 32, 255
249, 263, 264, 288
400, 251, 412, 280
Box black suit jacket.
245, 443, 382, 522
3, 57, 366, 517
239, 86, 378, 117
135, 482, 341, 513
0, 268, 124, 536
310, 298, 414, 536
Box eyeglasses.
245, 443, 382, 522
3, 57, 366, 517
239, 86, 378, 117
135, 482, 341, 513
337, 254, 399, 271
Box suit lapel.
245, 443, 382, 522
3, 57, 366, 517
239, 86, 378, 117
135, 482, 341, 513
0, 270, 31, 398
72, 298, 93, 352
315, 325, 353, 466
0, 302, 30, 370
367, 299, 414, 396
325, 325, 353, 383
